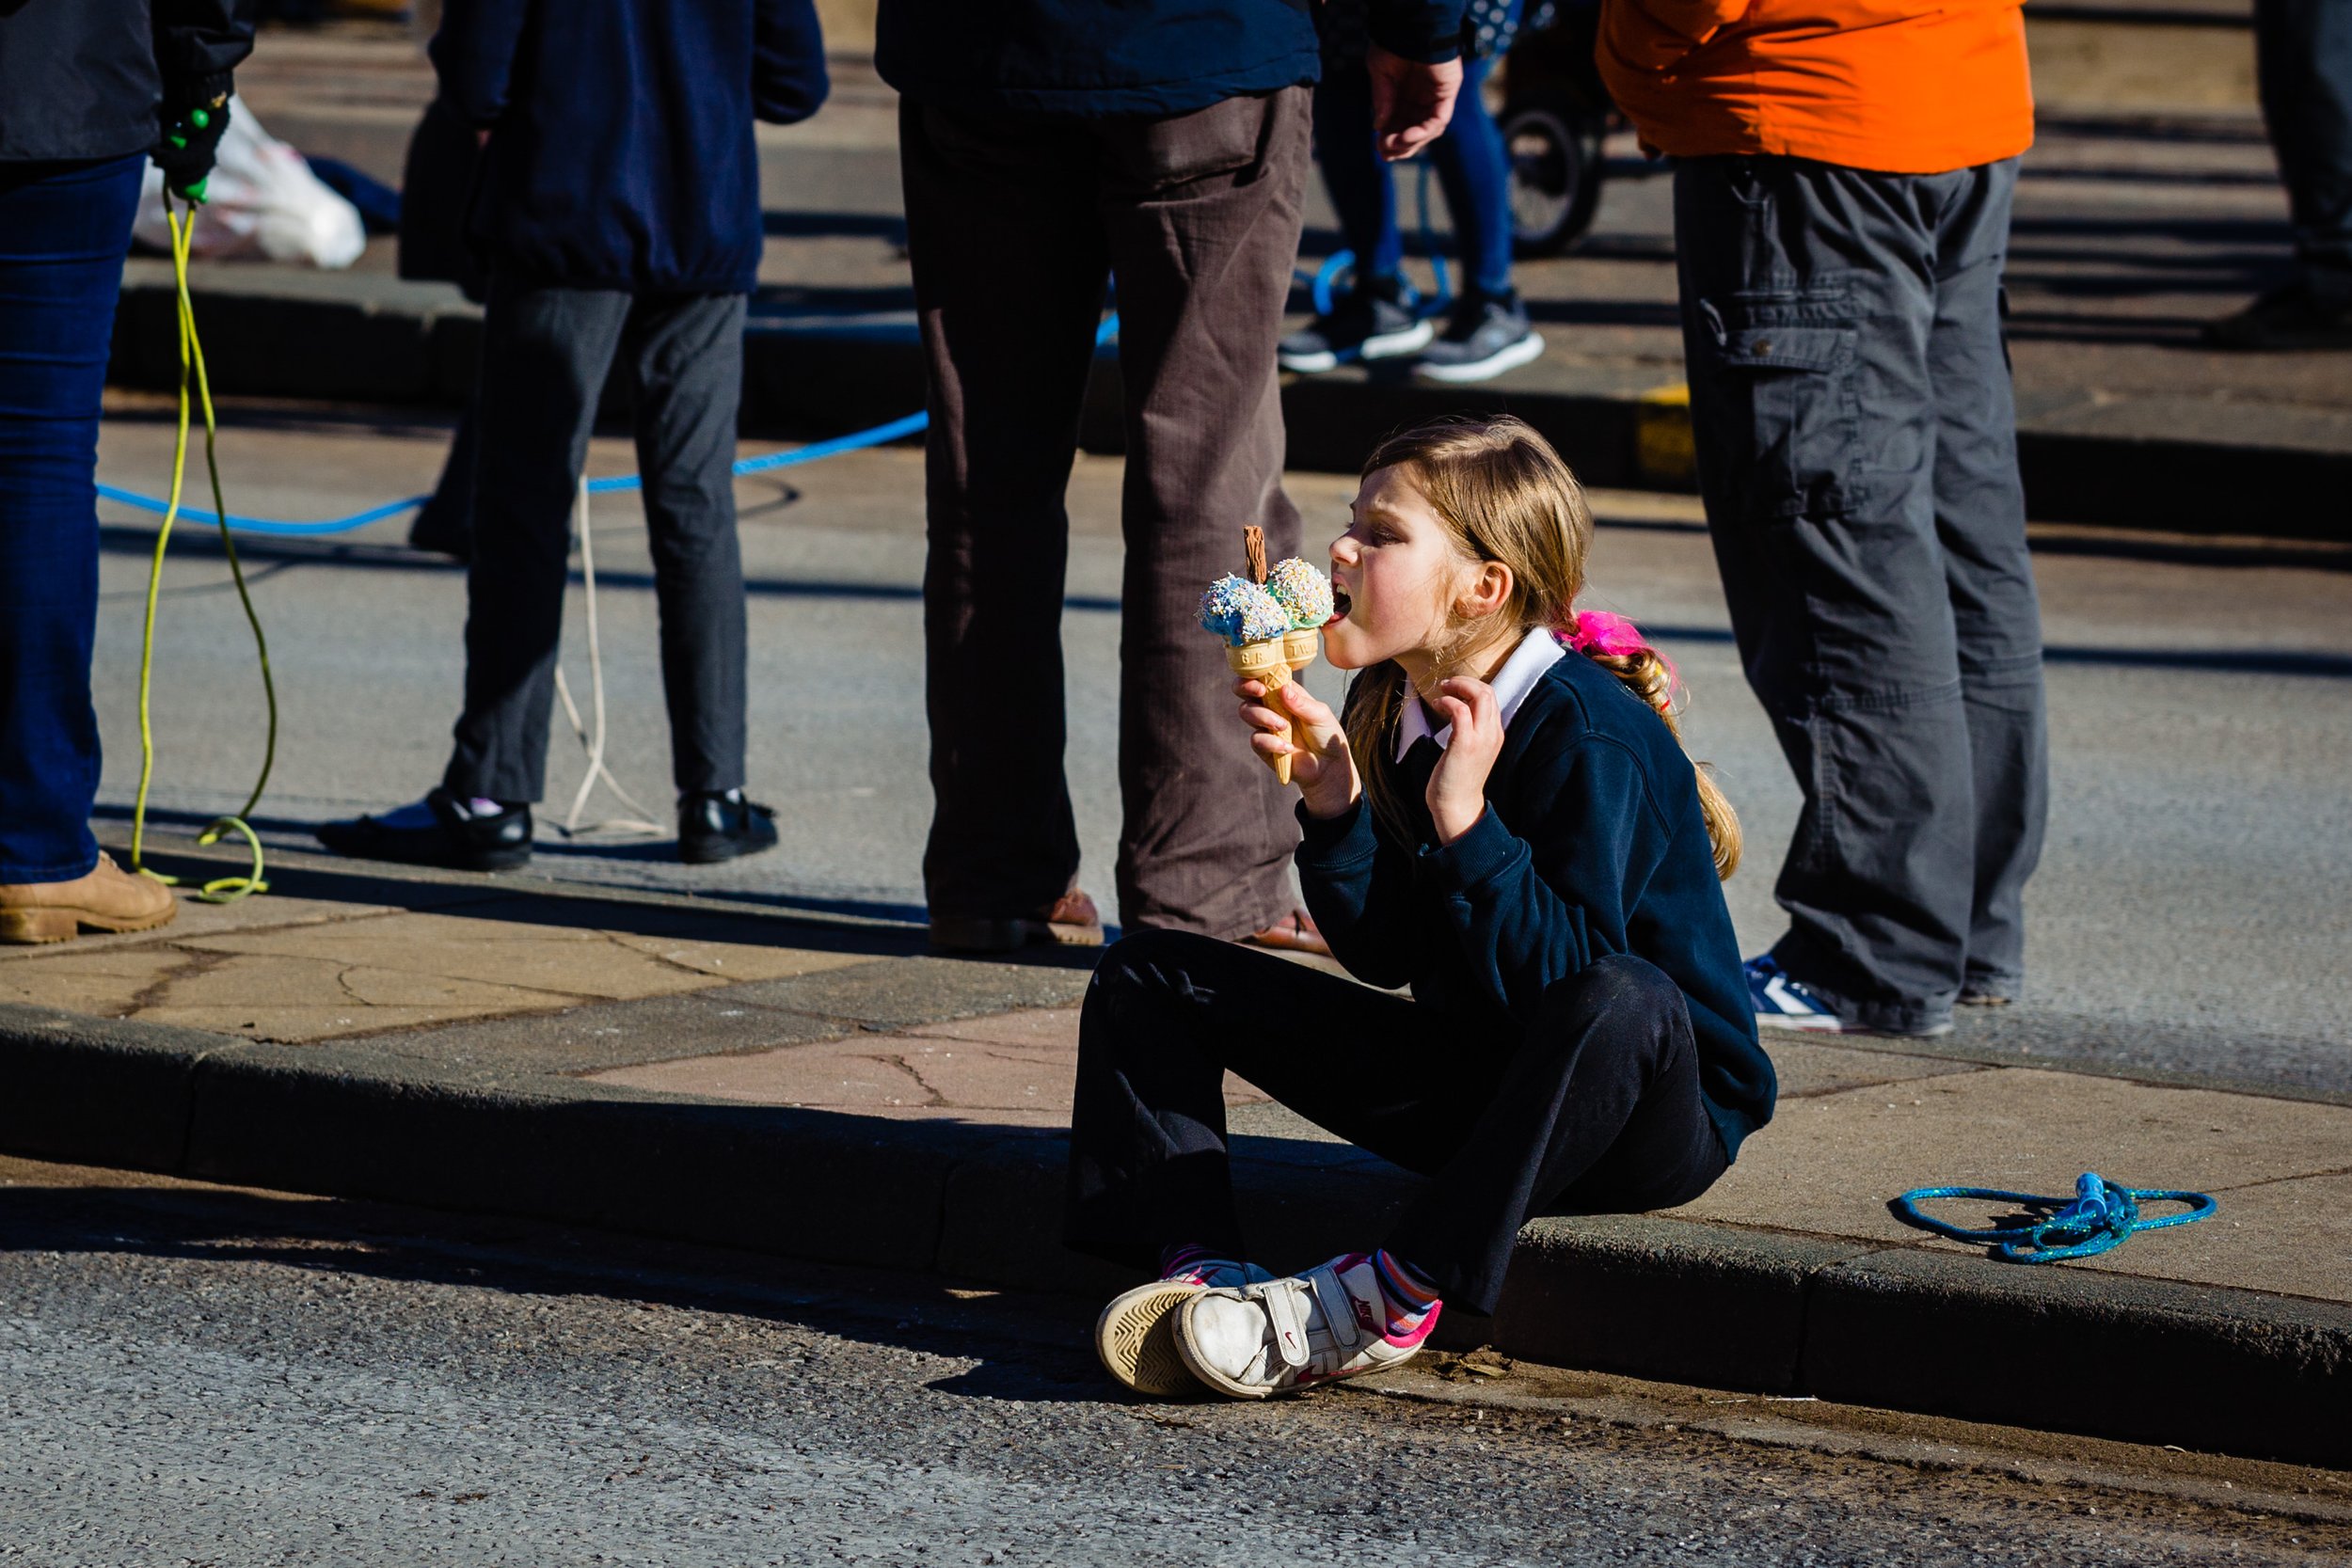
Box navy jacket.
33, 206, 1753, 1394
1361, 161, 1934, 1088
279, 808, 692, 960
1296, 650, 1776, 1160
876, 0, 1464, 119
431, 0, 828, 293
0, 0, 252, 163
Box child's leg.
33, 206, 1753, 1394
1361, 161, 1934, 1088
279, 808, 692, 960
1378, 954, 1727, 1315
1064, 927, 1427, 1271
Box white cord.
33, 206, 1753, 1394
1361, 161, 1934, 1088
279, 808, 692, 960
550, 476, 666, 838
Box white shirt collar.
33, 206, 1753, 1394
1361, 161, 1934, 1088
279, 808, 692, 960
1394, 628, 1565, 762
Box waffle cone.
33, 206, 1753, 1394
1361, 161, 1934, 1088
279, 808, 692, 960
1281, 626, 1320, 673
1227, 640, 1296, 785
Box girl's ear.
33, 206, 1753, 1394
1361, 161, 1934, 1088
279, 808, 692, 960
1454, 558, 1515, 621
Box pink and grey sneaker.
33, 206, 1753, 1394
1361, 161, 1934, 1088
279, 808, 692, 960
1094, 1250, 1274, 1397
1173, 1251, 1441, 1399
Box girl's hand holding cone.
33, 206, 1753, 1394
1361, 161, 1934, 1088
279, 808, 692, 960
1233, 673, 1358, 819
1204, 545, 1339, 790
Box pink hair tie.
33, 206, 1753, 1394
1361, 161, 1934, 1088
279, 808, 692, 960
1555, 610, 1680, 712
1557, 610, 1648, 658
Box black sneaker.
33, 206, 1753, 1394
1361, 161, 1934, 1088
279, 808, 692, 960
1413, 291, 1544, 383
315, 787, 532, 872
1279, 275, 1434, 373
2202, 278, 2352, 351
678, 788, 779, 864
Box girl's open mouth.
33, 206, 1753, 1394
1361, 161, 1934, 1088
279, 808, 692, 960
1329, 587, 1352, 622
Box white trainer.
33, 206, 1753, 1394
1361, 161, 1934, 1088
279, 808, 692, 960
1094, 1258, 1272, 1397
1174, 1252, 1440, 1399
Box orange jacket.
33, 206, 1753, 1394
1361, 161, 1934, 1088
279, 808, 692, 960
1597, 0, 2034, 175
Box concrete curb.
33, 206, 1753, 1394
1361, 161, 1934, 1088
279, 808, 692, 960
5, 1000, 2344, 1466
111, 267, 2352, 543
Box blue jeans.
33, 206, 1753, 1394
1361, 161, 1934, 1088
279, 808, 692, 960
1315, 42, 1517, 299
0, 155, 143, 882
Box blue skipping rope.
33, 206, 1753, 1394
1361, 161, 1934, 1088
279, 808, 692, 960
98, 315, 1118, 537
1890, 1172, 2217, 1264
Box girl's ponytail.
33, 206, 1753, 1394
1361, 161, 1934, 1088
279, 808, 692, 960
1561, 612, 1742, 880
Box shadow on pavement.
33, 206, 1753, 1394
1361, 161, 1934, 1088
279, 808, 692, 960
83, 816, 1118, 971
0, 1178, 1120, 1407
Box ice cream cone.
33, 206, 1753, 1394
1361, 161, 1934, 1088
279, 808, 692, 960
1228, 639, 1296, 784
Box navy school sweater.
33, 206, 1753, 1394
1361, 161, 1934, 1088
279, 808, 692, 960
1295, 647, 1776, 1161
431, 0, 829, 294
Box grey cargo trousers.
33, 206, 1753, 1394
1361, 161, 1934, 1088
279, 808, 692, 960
1676, 154, 2049, 1034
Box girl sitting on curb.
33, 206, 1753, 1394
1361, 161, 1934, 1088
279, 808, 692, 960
1064, 415, 1775, 1399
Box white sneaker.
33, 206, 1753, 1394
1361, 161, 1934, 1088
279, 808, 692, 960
1173, 1252, 1439, 1399
1094, 1257, 1272, 1397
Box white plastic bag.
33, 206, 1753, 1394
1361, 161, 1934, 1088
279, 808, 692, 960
135, 94, 367, 269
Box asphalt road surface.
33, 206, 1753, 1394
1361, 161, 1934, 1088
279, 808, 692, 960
3, 1159, 2345, 1567
87, 405, 2352, 1095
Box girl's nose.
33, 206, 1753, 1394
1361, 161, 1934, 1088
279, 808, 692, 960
1328, 532, 1358, 566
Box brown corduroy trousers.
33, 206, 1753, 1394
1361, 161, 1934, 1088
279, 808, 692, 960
900, 87, 1311, 939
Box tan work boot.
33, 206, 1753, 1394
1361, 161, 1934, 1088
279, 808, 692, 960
0, 853, 179, 944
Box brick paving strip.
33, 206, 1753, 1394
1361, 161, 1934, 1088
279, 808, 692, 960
4, 838, 2346, 1467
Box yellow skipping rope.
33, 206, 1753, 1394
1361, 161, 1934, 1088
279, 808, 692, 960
126, 196, 277, 901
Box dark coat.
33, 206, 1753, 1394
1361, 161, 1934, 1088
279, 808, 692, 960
397, 98, 489, 301
430, 0, 828, 294
0, 0, 253, 163
1296, 650, 1776, 1162
875, 0, 1464, 119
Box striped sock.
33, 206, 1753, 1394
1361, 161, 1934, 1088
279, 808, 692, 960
1159, 1243, 1222, 1281
1371, 1249, 1440, 1338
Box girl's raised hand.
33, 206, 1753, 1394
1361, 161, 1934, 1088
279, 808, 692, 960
1425, 675, 1502, 845
1233, 675, 1359, 819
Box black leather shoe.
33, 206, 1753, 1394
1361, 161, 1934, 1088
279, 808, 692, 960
315, 787, 532, 872
678, 789, 779, 864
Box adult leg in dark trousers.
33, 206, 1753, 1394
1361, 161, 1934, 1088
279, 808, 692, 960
900, 90, 1310, 941
445, 283, 750, 805
1065, 930, 1728, 1315
2212, 0, 2352, 345
1677, 155, 2048, 1034
408, 398, 479, 561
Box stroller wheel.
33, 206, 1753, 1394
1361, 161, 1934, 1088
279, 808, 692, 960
1503, 100, 1604, 257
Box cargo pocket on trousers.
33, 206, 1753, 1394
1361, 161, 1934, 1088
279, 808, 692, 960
1692, 318, 1862, 524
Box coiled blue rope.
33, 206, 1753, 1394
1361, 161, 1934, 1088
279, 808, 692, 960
1891, 1172, 2217, 1264
98, 315, 1117, 536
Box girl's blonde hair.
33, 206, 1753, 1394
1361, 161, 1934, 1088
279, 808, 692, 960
1342, 416, 1742, 879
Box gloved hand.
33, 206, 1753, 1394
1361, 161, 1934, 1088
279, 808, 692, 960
151, 87, 233, 204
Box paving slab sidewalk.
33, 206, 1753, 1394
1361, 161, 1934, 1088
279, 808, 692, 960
3, 838, 2344, 1468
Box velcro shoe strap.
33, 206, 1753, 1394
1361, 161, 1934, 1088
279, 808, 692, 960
1257, 1280, 1314, 1370
1305, 1264, 1366, 1354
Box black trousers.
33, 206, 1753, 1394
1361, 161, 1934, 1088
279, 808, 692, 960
1677, 155, 2048, 1035
1064, 930, 1729, 1315
2256, 0, 2352, 295
444, 281, 749, 804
